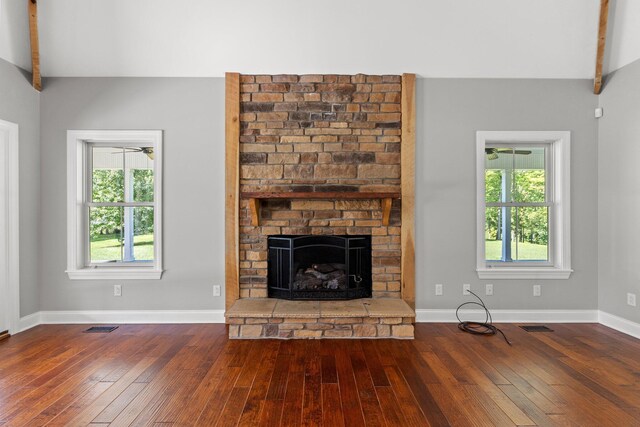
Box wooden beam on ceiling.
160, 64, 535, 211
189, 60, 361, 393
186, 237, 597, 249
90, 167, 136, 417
593, 0, 609, 94
28, 0, 42, 92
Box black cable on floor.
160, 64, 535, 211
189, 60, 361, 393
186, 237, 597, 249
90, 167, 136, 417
456, 290, 512, 345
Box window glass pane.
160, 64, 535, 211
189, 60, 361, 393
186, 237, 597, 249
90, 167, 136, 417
485, 170, 503, 203
92, 147, 124, 203
485, 146, 545, 203
133, 169, 154, 202
485, 206, 549, 262
89, 207, 154, 263
131, 207, 154, 261
511, 207, 549, 262
485, 207, 502, 261
90, 206, 123, 262
126, 149, 154, 202
514, 169, 545, 202
513, 147, 545, 203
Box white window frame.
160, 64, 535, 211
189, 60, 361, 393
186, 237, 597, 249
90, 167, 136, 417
67, 130, 163, 280
476, 131, 572, 280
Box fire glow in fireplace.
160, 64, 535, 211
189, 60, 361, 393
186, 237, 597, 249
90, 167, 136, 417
267, 235, 372, 300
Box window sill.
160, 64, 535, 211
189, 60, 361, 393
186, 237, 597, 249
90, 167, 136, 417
66, 268, 164, 280
476, 268, 572, 280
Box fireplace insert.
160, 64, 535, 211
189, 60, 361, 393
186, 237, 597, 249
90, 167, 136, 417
267, 235, 372, 300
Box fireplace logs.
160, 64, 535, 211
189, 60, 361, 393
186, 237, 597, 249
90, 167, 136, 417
294, 264, 347, 291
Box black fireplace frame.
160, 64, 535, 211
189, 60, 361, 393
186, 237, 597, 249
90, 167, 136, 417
267, 235, 372, 300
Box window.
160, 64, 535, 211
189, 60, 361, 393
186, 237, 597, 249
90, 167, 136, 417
67, 130, 163, 279
476, 131, 571, 279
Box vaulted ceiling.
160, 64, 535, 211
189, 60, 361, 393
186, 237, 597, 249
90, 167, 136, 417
1, 0, 639, 78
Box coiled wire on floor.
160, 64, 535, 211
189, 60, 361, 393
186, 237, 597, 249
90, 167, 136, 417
456, 290, 512, 345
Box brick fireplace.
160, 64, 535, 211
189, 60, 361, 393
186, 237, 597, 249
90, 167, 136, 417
225, 73, 416, 339
238, 74, 402, 299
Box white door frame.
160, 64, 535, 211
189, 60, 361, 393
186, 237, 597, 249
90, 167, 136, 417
0, 119, 19, 335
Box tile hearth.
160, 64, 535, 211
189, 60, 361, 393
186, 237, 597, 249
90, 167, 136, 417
226, 298, 415, 339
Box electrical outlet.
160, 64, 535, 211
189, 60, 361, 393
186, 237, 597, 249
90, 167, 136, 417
114, 284, 122, 297
435, 284, 443, 296
595, 107, 604, 118
533, 285, 541, 297
463, 284, 471, 296
485, 284, 494, 296
628, 293, 637, 307
213, 285, 221, 297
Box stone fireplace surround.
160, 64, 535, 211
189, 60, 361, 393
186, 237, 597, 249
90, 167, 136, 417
225, 73, 416, 339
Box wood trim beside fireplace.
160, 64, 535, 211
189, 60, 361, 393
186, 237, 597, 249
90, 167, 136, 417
401, 73, 416, 310
225, 72, 240, 311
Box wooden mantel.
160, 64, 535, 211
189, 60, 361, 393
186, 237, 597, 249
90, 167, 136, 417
241, 192, 401, 227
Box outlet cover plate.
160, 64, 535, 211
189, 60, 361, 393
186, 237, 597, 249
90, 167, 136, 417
114, 284, 122, 297
533, 285, 541, 297
435, 284, 443, 296
486, 284, 493, 296
628, 293, 637, 307
463, 284, 471, 296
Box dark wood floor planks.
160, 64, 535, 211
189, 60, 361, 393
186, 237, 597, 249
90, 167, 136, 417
0, 323, 639, 426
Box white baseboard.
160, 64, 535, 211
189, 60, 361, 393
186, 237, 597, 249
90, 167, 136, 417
16, 309, 640, 341
19, 310, 224, 331
415, 309, 599, 323
598, 311, 640, 339
18, 312, 41, 332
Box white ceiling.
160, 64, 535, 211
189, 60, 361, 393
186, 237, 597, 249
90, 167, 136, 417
0, 0, 30, 70
604, 0, 640, 74
1, 0, 639, 78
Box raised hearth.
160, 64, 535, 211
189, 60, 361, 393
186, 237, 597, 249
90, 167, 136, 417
226, 298, 415, 339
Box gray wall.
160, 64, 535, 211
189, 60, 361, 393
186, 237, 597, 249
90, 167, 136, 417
598, 58, 640, 323
38, 76, 600, 313
0, 58, 40, 316
40, 78, 226, 310
416, 78, 599, 310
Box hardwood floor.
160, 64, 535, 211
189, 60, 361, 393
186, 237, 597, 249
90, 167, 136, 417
0, 323, 639, 426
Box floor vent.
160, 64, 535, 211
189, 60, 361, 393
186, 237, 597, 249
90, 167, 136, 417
520, 325, 553, 332
84, 326, 118, 333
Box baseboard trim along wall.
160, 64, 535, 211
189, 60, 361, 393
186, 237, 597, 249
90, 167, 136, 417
414, 309, 599, 323
18, 312, 41, 332
17, 309, 640, 340
19, 310, 226, 332
598, 311, 640, 340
